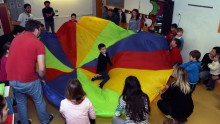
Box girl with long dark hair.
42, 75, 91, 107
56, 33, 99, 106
113, 76, 150, 124
128, 9, 141, 33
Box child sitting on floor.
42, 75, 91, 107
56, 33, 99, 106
91, 43, 112, 88
180, 50, 201, 92
113, 76, 150, 124
206, 54, 220, 90
60, 79, 96, 124
0, 42, 10, 85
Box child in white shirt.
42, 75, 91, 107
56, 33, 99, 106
206, 54, 220, 90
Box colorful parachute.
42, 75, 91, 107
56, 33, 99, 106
40, 16, 173, 116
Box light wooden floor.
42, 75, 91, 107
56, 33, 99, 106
26, 83, 220, 124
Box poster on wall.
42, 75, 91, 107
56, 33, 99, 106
107, 0, 124, 8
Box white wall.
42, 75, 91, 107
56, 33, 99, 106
172, 0, 220, 62
24, 0, 94, 31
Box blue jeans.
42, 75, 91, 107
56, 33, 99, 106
10, 79, 50, 124
45, 21, 55, 33
199, 71, 210, 80
94, 71, 110, 88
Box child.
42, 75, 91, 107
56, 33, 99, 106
206, 54, 220, 90
0, 95, 8, 124
128, 9, 140, 33
60, 79, 96, 124
170, 38, 183, 67
91, 43, 112, 88
175, 27, 184, 51
165, 23, 177, 44
113, 76, 150, 124
157, 67, 194, 124
180, 50, 201, 92
0, 42, 10, 85
70, 13, 77, 23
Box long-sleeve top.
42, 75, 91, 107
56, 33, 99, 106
201, 53, 212, 71
128, 18, 140, 33
0, 56, 7, 81
96, 52, 112, 74
42, 7, 55, 22
161, 83, 194, 119
180, 61, 201, 84
60, 98, 96, 124
208, 61, 220, 75
165, 31, 177, 44
115, 96, 149, 124
170, 47, 183, 66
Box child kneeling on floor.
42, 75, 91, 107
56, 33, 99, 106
60, 79, 96, 124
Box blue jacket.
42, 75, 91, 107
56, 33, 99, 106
180, 61, 201, 84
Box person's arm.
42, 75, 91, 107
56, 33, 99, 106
115, 97, 125, 116
96, 55, 101, 74
51, 8, 55, 16
161, 84, 173, 100
37, 54, 45, 79
107, 53, 113, 66
208, 62, 219, 70
137, 19, 141, 32
88, 100, 96, 120
17, 13, 23, 25
42, 8, 46, 18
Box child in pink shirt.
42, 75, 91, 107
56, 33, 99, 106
0, 42, 10, 84
60, 79, 96, 124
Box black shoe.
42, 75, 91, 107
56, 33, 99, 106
207, 87, 214, 91
48, 114, 54, 124
17, 119, 32, 124
99, 84, 103, 89
91, 78, 95, 81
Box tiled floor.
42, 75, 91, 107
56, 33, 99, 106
26, 83, 220, 124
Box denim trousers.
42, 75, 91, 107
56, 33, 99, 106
45, 21, 55, 33
10, 79, 50, 124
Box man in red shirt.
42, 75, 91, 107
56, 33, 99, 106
170, 38, 183, 67
6, 20, 53, 124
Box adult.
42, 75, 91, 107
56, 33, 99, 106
101, 6, 108, 19
128, 9, 140, 33
158, 67, 194, 124
113, 8, 120, 25
106, 9, 118, 25
42, 1, 55, 33
0, 25, 25, 57
17, 3, 34, 27
200, 47, 220, 83
6, 20, 53, 124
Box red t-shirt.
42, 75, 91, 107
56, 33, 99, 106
170, 47, 183, 66
0, 56, 7, 81
6, 32, 45, 82
166, 31, 177, 44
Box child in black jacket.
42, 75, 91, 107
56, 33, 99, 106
91, 43, 112, 88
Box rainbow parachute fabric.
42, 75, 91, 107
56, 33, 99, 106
40, 16, 173, 116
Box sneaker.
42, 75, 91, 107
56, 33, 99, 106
91, 78, 95, 81
17, 119, 32, 124
48, 113, 54, 124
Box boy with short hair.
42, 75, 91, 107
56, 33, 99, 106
165, 23, 178, 44
70, 13, 77, 23
175, 27, 184, 51
91, 43, 112, 88
170, 38, 183, 67
180, 50, 201, 92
